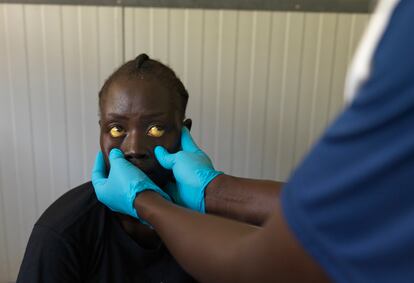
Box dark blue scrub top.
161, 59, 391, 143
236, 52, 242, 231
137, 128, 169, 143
282, 1, 414, 282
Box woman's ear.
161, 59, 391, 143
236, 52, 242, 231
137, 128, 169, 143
183, 119, 192, 131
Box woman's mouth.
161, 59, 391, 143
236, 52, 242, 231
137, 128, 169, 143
129, 159, 155, 175
125, 156, 173, 188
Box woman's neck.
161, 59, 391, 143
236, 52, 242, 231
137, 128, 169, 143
116, 213, 161, 249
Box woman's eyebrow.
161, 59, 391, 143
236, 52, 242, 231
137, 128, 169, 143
139, 112, 170, 123
139, 112, 168, 118
104, 113, 129, 120
104, 112, 168, 120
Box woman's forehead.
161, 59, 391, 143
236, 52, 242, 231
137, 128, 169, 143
101, 78, 177, 117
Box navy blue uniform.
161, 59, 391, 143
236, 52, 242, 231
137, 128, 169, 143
282, 1, 414, 282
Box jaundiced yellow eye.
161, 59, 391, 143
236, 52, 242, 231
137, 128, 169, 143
109, 126, 125, 138
147, 126, 165, 138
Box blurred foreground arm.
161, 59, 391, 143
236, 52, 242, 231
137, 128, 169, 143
135, 191, 328, 283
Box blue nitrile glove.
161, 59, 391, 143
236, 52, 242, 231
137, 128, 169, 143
91, 148, 171, 222
154, 127, 223, 213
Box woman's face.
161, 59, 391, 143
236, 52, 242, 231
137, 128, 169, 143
99, 77, 188, 188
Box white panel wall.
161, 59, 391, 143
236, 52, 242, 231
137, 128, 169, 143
0, 4, 123, 281
124, 8, 368, 179
0, 4, 369, 281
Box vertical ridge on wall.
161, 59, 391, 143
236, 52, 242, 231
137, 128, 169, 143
213, 10, 238, 174
246, 11, 273, 179
325, 13, 340, 128
59, 5, 72, 202
262, 12, 286, 180
293, 13, 335, 167
41, 6, 56, 201
63, 6, 82, 189
227, 11, 239, 176
308, 14, 324, 145
182, 10, 189, 86
245, 11, 256, 177
0, 7, 13, 280
168, 9, 185, 79
275, 12, 306, 180
260, 12, 275, 180
260, 12, 273, 179
328, 14, 354, 120
232, 11, 253, 177
78, 6, 87, 183
183, 9, 204, 143
78, 6, 94, 182
213, 10, 223, 166
0, 169, 9, 279
200, 10, 219, 158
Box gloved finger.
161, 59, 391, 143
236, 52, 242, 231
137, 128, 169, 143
181, 127, 200, 153
91, 151, 107, 185
109, 148, 124, 162
154, 146, 176, 169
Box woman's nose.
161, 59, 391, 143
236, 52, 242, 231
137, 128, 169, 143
121, 131, 149, 160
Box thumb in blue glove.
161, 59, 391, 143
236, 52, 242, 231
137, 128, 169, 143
92, 148, 171, 222
154, 127, 223, 213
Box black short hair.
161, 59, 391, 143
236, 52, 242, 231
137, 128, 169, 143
98, 53, 189, 117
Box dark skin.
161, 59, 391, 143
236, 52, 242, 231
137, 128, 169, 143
99, 75, 285, 248
205, 174, 283, 226
135, 188, 330, 283
99, 76, 191, 248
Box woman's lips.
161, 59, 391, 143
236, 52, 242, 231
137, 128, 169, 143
128, 158, 172, 187
128, 159, 157, 177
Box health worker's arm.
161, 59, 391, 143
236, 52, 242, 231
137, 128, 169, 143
135, 190, 329, 283
205, 174, 283, 226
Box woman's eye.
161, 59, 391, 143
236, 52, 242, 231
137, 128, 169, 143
147, 126, 165, 138
109, 126, 125, 138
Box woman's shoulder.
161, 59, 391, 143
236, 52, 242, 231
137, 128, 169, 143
36, 181, 107, 236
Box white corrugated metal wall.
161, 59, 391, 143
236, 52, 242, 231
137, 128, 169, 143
0, 4, 369, 281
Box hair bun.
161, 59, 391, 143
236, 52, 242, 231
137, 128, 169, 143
135, 53, 150, 69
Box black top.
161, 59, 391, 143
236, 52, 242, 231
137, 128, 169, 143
17, 182, 196, 283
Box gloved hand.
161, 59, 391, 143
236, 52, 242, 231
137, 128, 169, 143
154, 127, 223, 213
91, 148, 171, 222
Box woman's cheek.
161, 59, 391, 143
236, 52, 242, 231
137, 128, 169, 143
162, 131, 181, 153
100, 134, 122, 167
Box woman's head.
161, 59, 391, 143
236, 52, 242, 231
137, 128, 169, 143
98, 54, 191, 187
99, 53, 188, 117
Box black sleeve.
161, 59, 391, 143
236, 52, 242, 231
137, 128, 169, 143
17, 224, 81, 283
